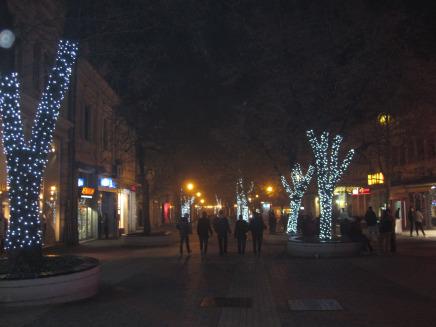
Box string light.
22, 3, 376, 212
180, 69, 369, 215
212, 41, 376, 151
181, 194, 194, 220
281, 163, 314, 235
0, 40, 78, 251
306, 130, 354, 240
236, 178, 253, 221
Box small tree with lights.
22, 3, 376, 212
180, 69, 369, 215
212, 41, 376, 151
306, 130, 354, 240
0, 40, 77, 270
236, 177, 253, 222
281, 163, 314, 235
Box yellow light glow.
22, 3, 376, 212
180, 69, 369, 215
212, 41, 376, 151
196, 192, 202, 197
200, 199, 205, 204
378, 113, 392, 126
186, 183, 194, 191
368, 172, 384, 185
255, 194, 259, 198
266, 186, 273, 193
50, 185, 56, 191
248, 197, 252, 202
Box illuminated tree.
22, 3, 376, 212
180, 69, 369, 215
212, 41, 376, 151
306, 130, 354, 240
236, 178, 253, 222
0, 40, 77, 266
281, 163, 314, 235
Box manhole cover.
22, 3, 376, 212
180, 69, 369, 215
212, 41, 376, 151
288, 299, 343, 311
200, 297, 253, 308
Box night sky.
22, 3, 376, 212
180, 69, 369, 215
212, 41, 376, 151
65, 0, 436, 199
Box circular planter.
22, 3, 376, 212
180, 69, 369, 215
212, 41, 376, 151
0, 255, 100, 306
264, 233, 288, 245
121, 231, 175, 247
287, 236, 362, 258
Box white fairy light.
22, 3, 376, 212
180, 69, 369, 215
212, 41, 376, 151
236, 178, 251, 221
281, 163, 314, 234
0, 40, 78, 251
306, 130, 354, 240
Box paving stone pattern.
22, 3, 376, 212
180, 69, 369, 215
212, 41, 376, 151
2, 232, 436, 326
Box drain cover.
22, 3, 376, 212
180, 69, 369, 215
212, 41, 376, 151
288, 299, 343, 311
200, 297, 253, 308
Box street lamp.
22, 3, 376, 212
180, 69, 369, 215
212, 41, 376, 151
186, 183, 194, 191
266, 186, 273, 193
196, 192, 202, 197
200, 199, 205, 204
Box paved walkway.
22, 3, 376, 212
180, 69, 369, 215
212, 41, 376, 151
2, 231, 436, 327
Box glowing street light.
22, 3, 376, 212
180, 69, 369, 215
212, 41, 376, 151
196, 192, 202, 197
186, 183, 194, 191
266, 186, 273, 193
200, 199, 205, 204
255, 194, 259, 198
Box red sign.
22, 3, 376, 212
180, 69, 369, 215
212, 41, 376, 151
130, 185, 137, 192
352, 187, 370, 195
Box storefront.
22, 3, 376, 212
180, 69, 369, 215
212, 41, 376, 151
77, 176, 98, 241
118, 187, 137, 234
98, 176, 119, 239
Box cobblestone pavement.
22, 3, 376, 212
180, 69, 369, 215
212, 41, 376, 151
2, 231, 436, 327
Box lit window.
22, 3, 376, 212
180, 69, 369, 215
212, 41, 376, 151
368, 172, 384, 185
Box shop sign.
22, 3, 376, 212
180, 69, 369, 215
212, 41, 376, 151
100, 177, 116, 188
352, 187, 371, 195
78, 178, 85, 187
81, 187, 95, 198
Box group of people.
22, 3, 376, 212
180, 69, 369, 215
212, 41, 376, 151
362, 205, 426, 254
407, 207, 426, 237
176, 210, 267, 257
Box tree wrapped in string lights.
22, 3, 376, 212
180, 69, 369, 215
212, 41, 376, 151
236, 178, 253, 221
306, 130, 354, 240
181, 195, 195, 219
0, 40, 77, 266
281, 163, 314, 235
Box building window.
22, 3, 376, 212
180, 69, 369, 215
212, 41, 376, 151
103, 118, 110, 150
84, 106, 92, 141
33, 42, 41, 91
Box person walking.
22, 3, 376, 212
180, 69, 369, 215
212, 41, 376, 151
365, 206, 378, 243
250, 212, 266, 256
379, 209, 393, 254
415, 209, 426, 237
197, 211, 213, 256
268, 210, 276, 234
176, 213, 192, 255
234, 214, 249, 255
408, 207, 416, 236
214, 210, 231, 255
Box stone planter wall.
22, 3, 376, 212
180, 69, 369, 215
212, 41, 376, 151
0, 263, 100, 306
287, 239, 362, 258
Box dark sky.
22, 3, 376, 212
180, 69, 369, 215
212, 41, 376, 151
65, 0, 436, 197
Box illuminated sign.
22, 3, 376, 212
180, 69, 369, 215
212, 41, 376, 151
100, 177, 116, 188
352, 187, 371, 195
368, 172, 384, 185
81, 187, 95, 195
78, 178, 84, 187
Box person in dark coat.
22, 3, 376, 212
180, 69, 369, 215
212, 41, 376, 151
234, 214, 249, 255
176, 214, 192, 255
197, 211, 213, 256
379, 209, 393, 254
249, 212, 266, 256
268, 210, 276, 234
214, 210, 231, 255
